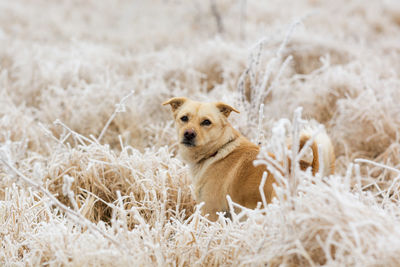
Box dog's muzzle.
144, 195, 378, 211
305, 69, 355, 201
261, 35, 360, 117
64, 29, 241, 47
182, 129, 196, 147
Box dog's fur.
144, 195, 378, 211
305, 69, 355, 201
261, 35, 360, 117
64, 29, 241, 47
163, 97, 335, 221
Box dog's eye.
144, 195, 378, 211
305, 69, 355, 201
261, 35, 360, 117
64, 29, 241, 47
201, 119, 212, 126
180, 116, 188, 122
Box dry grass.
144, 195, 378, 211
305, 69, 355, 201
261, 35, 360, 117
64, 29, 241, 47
2, 0, 400, 266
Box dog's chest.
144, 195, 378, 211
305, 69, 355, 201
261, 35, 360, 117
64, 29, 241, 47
190, 158, 234, 204
189, 162, 212, 200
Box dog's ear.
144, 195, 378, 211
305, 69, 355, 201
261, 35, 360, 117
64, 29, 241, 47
215, 102, 240, 118
162, 97, 187, 112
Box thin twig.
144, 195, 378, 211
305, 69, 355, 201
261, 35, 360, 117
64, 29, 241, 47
98, 90, 135, 142
354, 158, 400, 175
210, 0, 224, 34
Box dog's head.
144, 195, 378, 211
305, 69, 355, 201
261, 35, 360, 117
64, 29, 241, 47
163, 97, 239, 163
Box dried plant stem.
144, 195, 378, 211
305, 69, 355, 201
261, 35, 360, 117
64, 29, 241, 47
54, 119, 93, 145
259, 171, 268, 208
239, 0, 247, 40
0, 157, 124, 250
289, 107, 303, 198
256, 103, 265, 145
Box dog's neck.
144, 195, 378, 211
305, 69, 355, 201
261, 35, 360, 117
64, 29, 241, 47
196, 137, 237, 165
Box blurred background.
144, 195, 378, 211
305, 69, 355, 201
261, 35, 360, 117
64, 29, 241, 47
2, 1, 400, 265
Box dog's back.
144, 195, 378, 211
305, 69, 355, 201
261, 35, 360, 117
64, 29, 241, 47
193, 136, 275, 220
196, 130, 335, 221
227, 139, 275, 209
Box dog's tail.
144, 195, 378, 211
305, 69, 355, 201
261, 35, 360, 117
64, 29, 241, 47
299, 127, 335, 176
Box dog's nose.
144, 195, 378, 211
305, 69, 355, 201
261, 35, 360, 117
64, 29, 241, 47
184, 129, 196, 140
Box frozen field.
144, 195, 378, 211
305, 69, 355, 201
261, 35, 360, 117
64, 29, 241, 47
1, 0, 400, 265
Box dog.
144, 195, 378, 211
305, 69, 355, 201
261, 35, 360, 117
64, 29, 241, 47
163, 97, 335, 221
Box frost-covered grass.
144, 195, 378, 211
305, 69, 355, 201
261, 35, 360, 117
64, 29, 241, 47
1, 0, 400, 266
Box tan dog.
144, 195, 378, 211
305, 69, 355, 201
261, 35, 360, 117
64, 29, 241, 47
163, 97, 335, 221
